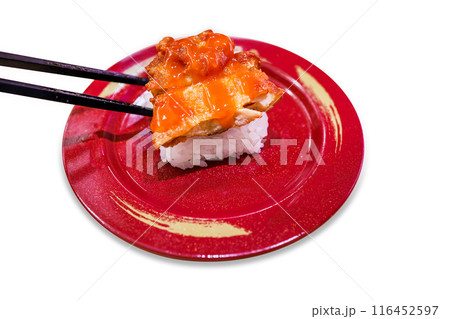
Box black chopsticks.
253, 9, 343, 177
0, 51, 148, 86
0, 51, 152, 116
0, 78, 153, 117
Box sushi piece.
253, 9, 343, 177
160, 113, 269, 170
145, 30, 284, 168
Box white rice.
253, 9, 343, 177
160, 113, 269, 169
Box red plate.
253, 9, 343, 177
62, 38, 363, 261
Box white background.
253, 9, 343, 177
1, 0, 449, 318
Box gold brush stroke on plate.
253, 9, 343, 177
110, 192, 251, 238
99, 57, 155, 98
295, 66, 343, 152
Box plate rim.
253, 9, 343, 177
62, 37, 364, 261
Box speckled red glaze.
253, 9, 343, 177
62, 38, 364, 261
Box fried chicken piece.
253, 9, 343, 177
150, 60, 284, 149
145, 31, 284, 149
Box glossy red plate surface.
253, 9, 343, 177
62, 38, 363, 261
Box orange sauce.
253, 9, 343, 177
150, 92, 193, 133
151, 59, 268, 133
160, 31, 234, 89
